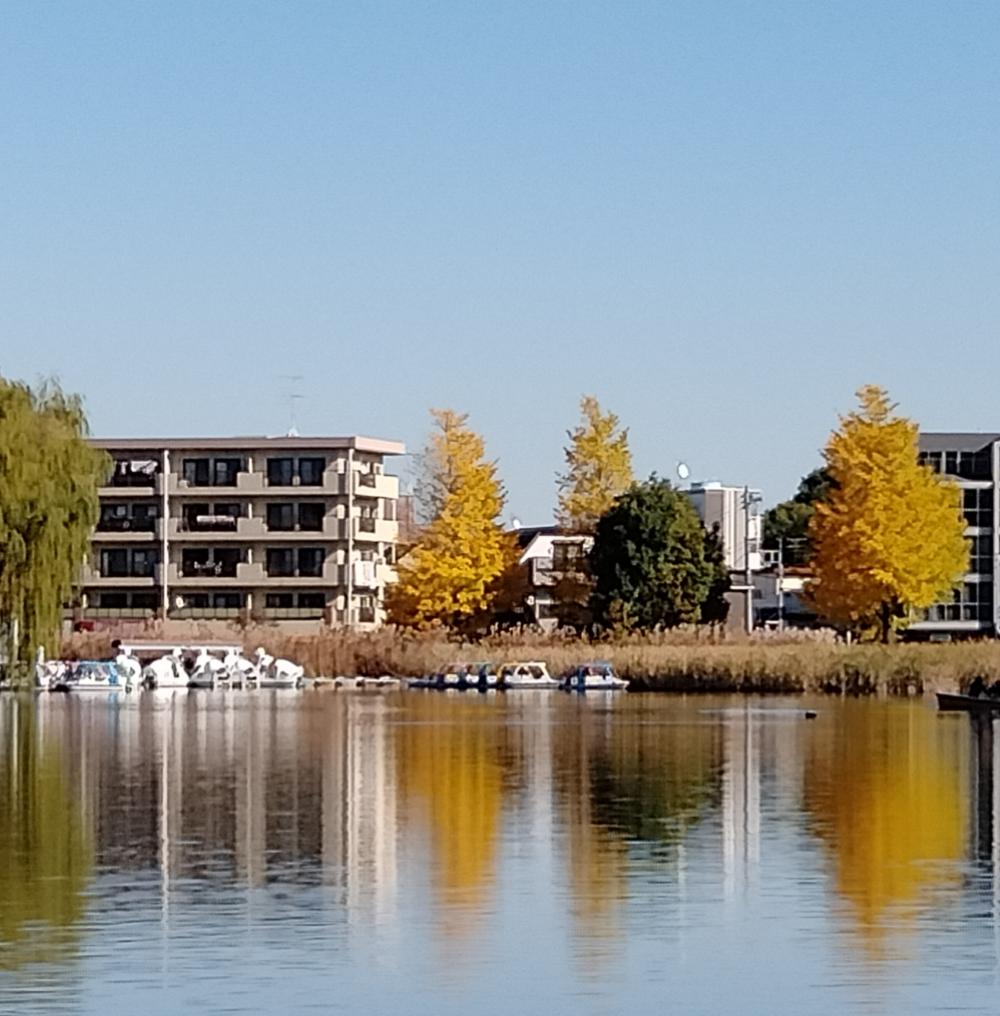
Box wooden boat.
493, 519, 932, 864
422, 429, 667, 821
936, 691, 1000, 714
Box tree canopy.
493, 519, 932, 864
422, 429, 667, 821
387, 409, 516, 628
0, 378, 108, 672
762, 467, 834, 565
556, 396, 633, 533
808, 385, 968, 641
589, 477, 718, 630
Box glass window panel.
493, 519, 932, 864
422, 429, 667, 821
267, 458, 295, 486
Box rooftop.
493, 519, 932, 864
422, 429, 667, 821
918, 432, 1000, 454
91, 435, 406, 455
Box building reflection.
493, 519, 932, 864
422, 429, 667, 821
804, 702, 967, 957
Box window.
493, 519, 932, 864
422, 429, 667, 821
213, 593, 244, 610
298, 548, 324, 577
183, 458, 210, 486
110, 458, 157, 487
298, 457, 325, 485
98, 592, 127, 608
266, 593, 294, 609
926, 580, 993, 623
267, 458, 295, 486
181, 548, 210, 576
132, 592, 158, 610
99, 549, 129, 578
381, 499, 396, 521
214, 548, 242, 577
267, 503, 295, 531
964, 488, 993, 528
298, 593, 325, 610
552, 542, 585, 572
298, 502, 324, 531
971, 535, 993, 574
266, 548, 295, 577
384, 546, 395, 565
213, 458, 242, 486
131, 549, 158, 577
919, 451, 943, 474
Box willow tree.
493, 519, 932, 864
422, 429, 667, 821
808, 385, 967, 642
0, 378, 108, 673
556, 396, 633, 533
387, 409, 516, 628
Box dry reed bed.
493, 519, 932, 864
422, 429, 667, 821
61, 626, 1000, 695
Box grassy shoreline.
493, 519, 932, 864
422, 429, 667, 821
60, 627, 1000, 695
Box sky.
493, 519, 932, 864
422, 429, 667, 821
2, 1, 999, 522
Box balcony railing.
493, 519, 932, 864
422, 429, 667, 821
97, 518, 158, 533
180, 561, 240, 578
180, 514, 239, 533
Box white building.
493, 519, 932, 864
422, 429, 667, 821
684, 482, 764, 573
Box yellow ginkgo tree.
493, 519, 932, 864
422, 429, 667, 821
387, 409, 516, 628
808, 385, 968, 642
556, 395, 633, 533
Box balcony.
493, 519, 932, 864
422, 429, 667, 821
169, 472, 254, 495
79, 564, 160, 588
169, 516, 269, 540
94, 519, 162, 542
167, 561, 266, 586
263, 515, 344, 539
353, 472, 399, 500
354, 518, 398, 542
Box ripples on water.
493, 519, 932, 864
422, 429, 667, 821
0, 691, 997, 1014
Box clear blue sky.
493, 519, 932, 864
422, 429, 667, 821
3, 1, 999, 520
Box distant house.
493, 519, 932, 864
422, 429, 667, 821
514, 526, 593, 631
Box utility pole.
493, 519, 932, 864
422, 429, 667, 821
742, 486, 762, 635
777, 536, 785, 633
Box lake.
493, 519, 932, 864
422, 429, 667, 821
0, 689, 996, 1015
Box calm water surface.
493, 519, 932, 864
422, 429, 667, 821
0, 690, 997, 1014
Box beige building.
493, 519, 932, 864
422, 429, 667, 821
81, 435, 404, 628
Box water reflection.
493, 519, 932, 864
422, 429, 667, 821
0, 692, 990, 1015
0, 699, 93, 970
804, 701, 967, 957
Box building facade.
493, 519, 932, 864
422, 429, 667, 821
514, 526, 592, 630
81, 435, 404, 628
910, 433, 997, 638
684, 481, 764, 572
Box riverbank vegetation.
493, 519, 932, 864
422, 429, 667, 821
62, 625, 1000, 694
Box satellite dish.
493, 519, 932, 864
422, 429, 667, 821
677, 462, 691, 481
511, 517, 522, 530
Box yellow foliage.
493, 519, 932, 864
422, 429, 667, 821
808, 385, 968, 640
804, 703, 966, 958
387, 409, 517, 627
557, 395, 633, 533
396, 696, 503, 937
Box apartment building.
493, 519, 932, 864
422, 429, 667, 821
910, 433, 997, 638
81, 435, 404, 628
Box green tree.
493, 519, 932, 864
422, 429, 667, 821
589, 477, 715, 630
0, 379, 108, 675
762, 467, 834, 565
556, 396, 633, 533
700, 522, 731, 625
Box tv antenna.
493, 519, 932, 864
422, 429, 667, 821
280, 375, 304, 436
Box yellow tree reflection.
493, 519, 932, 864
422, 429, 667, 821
397, 696, 504, 937
0, 700, 94, 969
805, 702, 966, 957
